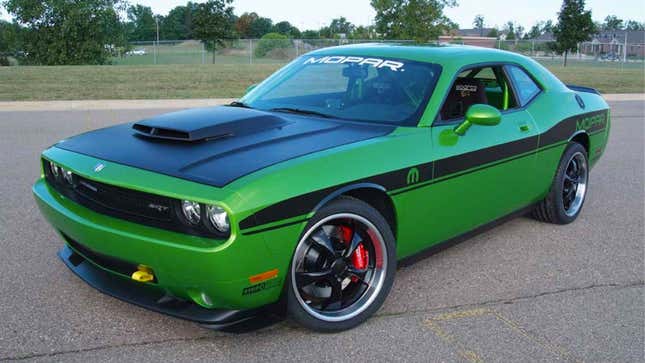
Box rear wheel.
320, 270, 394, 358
533, 142, 589, 224
286, 197, 396, 332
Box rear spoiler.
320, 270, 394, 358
567, 84, 600, 95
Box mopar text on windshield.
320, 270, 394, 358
304, 56, 406, 72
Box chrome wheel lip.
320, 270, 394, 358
291, 213, 387, 323
562, 151, 588, 217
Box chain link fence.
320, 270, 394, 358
494, 39, 645, 63
115, 39, 417, 66
113, 38, 645, 66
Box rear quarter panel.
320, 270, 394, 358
527, 86, 610, 200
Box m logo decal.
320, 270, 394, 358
407, 167, 420, 185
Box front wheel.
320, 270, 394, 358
533, 142, 589, 224
286, 197, 396, 332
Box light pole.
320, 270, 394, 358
154, 17, 159, 65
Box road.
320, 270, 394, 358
0, 100, 642, 362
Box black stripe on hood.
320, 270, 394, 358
55, 106, 395, 187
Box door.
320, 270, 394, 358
397, 65, 540, 257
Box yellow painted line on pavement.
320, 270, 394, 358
424, 308, 582, 363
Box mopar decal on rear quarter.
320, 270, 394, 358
33, 43, 610, 332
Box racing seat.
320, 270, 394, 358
440, 78, 489, 120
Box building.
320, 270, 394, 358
539, 30, 644, 58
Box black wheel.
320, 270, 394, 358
533, 142, 589, 224
286, 196, 396, 332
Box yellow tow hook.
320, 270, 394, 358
131, 265, 154, 283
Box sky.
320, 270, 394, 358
2, 0, 644, 30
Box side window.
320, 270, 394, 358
506, 66, 541, 106
439, 65, 518, 121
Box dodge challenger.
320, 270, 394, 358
33, 44, 610, 332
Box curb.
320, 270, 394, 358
0, 99, 237, 112
601, 94, 644, 102
0, 95, 642, 112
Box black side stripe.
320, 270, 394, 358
239, 110, 608, 231
434, 135, 538, 178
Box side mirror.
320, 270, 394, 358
454, 104, 502, 135
245, 83, 258, 94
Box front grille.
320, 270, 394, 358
43, 159, 226, 239
74, 176, 173, 222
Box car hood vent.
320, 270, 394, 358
132, 106, 290, 142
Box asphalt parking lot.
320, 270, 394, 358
0, 100, 642, 362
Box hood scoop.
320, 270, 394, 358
132, 106, 291, 142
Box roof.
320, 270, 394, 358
593, 30, 645, 44
308, 43, 527, 67
458, 28, 495, 37
307, 43, 568, 95
534, 30, 645, 44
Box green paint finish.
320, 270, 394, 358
34, 44, 610, 313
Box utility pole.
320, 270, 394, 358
154, 17, 159, 65
623, 32, 628, 63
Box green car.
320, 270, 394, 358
34, 44, 610, 332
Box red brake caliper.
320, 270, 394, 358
340, 226, 368, 282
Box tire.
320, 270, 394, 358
533, 142, 589, 224
286, 196, 396, 332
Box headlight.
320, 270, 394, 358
206, 205, 230, 233
49, 162, 60, 179
61, 167, 74, 185
180, 200, 201, 225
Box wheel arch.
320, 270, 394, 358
312, 183, 398, 240
569, 131, 590, 154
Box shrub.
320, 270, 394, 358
254, 32, 291, 58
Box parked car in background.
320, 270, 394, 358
126, 48, 147, 56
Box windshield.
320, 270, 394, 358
240, 55, 442, 126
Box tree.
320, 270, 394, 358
516, 25, 525, 39
127, 5, 156, 41
542, 20, 554, 33
301, 29, 320, 39
160, 4, 197, 40
486, 27, 499, 38
318, 17, 355, 38
273, 21, 300, 38
473, 15, 484, 36
192, 0, 235, 62
0, 20, 23, 65
371, 0, 457, 42
329, 17, 355, 36
625, 20, 645, 31
351, 25, 376, 39
602, 15, 623, 31
504, 21, 516, 40
0, 20, 22, 53
553, 0, 596, 66
4, 0, 126, 65
235, 13, 272, 38
526, 21, 545, 39
235, 12, 258, 38
249, 16, 273, 38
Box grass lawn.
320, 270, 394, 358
0, 64, 282, 101
0, 61, 642, 101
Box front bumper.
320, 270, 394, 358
58, 245, 264, 328
33, 177, 289, 316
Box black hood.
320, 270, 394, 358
55, 106, 394, 187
